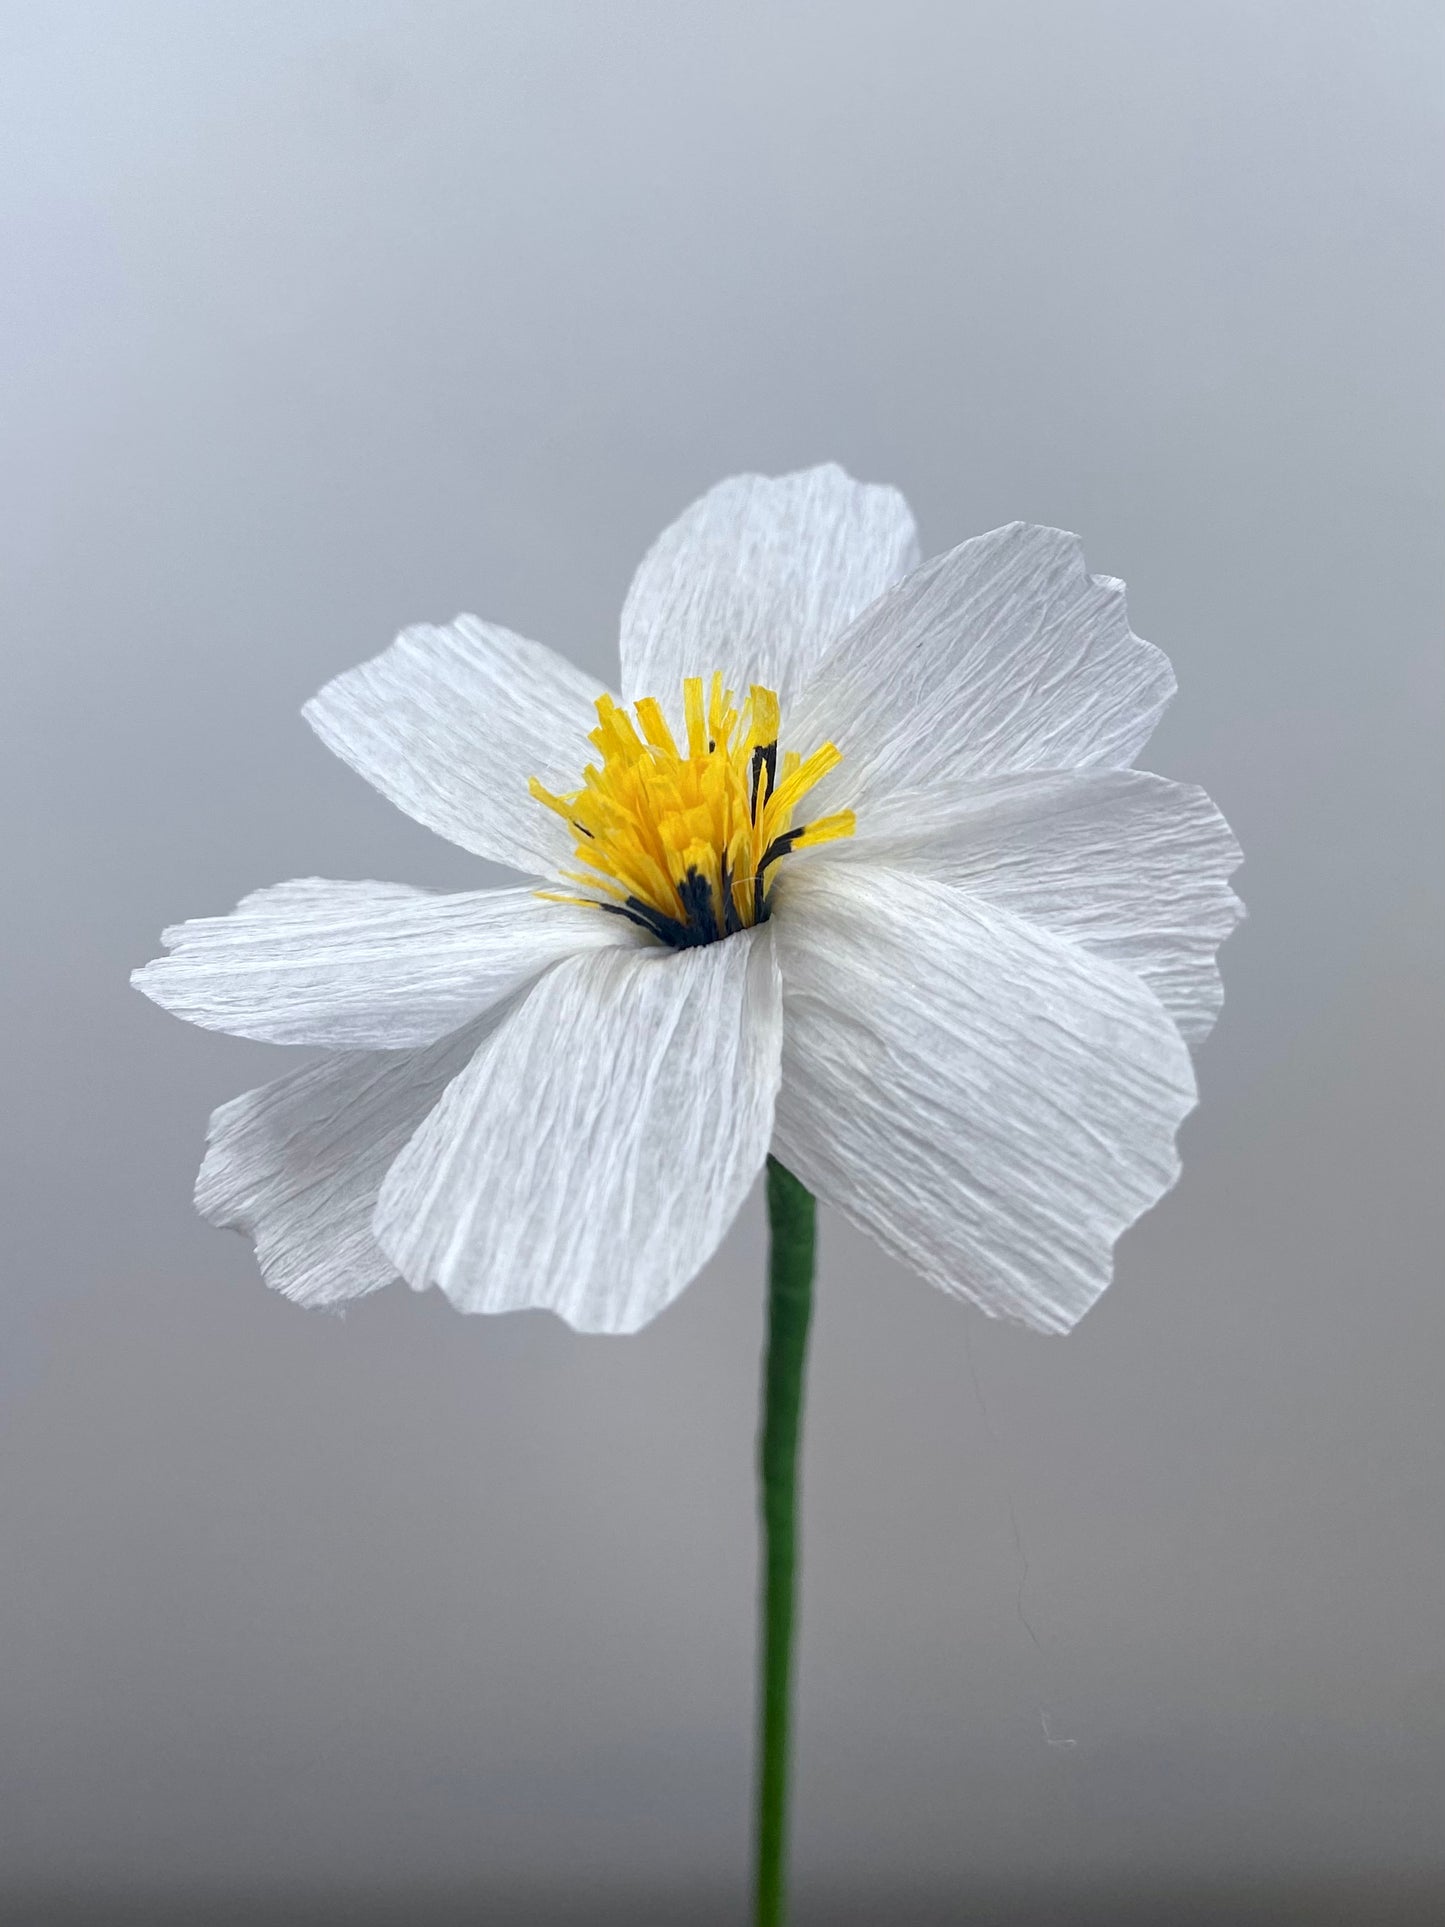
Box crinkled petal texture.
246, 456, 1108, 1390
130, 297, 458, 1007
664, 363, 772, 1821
620, 464, 919, 715
132, 878, 635, 1050
196, 1020, 494, 1308
303, 618, 607, 878
791, 523, 1176, 828
770, 862, 1198, 1334
151, 474, 1240, 1335
838, 770, 1244, 1047
374, 930, 784, 1334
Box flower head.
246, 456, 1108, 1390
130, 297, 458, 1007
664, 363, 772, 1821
133, 466, 1242, 1335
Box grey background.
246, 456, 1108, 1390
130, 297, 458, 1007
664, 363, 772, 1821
3, 2, 1442, 1921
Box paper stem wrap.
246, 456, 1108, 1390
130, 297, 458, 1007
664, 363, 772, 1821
754, 1156, 816, 1927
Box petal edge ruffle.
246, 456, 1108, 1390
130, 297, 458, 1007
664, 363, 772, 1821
620, 465, 919, 716
134, 879, 635, 1050
823, 768, 1244, 1045
771, 860, 1197, 1333
304, 617, 608, 877
374, 931, 783, 1333
790, 523, 1175, 817
195, 1021, 495, 1308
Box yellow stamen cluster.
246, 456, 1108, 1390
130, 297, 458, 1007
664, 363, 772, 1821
530, 675, 854, 947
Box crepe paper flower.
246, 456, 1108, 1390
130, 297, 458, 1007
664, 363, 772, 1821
134, 465, 1242, 1925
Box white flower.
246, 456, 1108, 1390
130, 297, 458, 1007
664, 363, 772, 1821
133, 466, 1242, 1335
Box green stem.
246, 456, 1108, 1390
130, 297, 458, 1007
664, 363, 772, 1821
754, 1156, 817, 1927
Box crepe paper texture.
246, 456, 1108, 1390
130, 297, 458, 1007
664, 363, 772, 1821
134, 463, 1243, 1927
134, 463, 1243, 1336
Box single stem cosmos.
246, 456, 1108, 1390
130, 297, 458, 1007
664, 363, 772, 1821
755, 1156, 816, 1927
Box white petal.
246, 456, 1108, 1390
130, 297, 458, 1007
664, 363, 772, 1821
834, 770, 1244, 1045
770, 862, 1198, 1334
619, 465, 919, 714
790, 524, 1175, 817
374, 931, 783, 1334
195, 1022, 491, 1308
303, 618, 607, 876
133, 879, 633, 1050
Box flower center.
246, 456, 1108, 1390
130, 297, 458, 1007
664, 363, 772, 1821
530, 675, 854, 948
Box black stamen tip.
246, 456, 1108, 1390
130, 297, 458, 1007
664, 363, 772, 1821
758, 826, 803, 873
677, 866, 721, 946
602, 897, 691, 947
749, 742, 778, 819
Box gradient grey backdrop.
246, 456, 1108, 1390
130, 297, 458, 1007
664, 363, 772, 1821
3, 3, 1442, 1922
